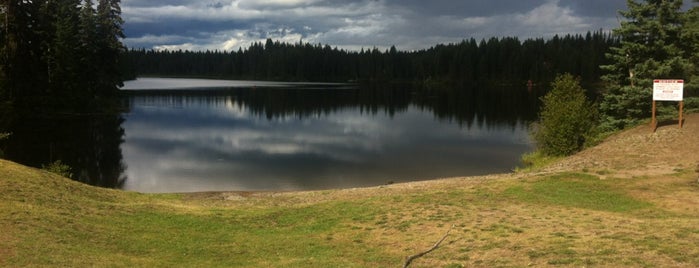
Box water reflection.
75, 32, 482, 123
121, 86, 538, 192
4, 112, 127, 188
121, 77, 350, 90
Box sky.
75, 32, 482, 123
120, 0, 677, 52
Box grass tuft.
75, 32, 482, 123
517, 151, 562, 172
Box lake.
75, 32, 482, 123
3, 78, 541, 193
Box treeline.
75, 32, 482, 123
125, 30, 618, 85
0, 0, 126, 113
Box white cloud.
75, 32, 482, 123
221, 38, 240, 51
515, 0, 589, 35
153, 43, 199, 51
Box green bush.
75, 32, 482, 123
533, 74, 597, 156
42, 160, 73, 179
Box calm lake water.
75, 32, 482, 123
4, 78, 541, 193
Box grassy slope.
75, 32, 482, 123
0, 161, 399, 267
2, 121, 699, 267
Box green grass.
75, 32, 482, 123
504, 173, 653, 213
517, 151, 563, 172
0, 160, 395, 267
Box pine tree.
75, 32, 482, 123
96, 0, 125, 94
47, 0, 82, 103
79, 0, 99, 94
600, 0, 693, 130
682, 0, 699, 93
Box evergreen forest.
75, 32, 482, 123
0, 0, 126, 113
0, 0, 128, 186
124, 31, 618, 86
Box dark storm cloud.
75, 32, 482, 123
125, 20, 255, 38
120, 0, 661, 51
384, 0, 549, 17
122, 0, 197, 7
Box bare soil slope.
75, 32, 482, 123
545, 113, 699, 178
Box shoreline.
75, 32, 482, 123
2, 114, 699, 266
183, 114, 699, 202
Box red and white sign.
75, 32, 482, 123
653, 79, 684, 101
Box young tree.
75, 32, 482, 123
533, 74, 597, 156
600, 0, 693, 130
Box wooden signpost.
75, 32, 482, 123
652, 79, 684, 132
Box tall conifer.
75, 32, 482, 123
96, 0, 125, 93
682, 1, 699, 92
79, 0, 99, 96
600, 0, 694, 129
48, 0, 82, 100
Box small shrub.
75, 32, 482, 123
533, 74, 597, 156
42, 160, 73, 178
684, 97, 699, 113
517, 151, 561, 171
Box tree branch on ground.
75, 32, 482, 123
403, 224, 454, 268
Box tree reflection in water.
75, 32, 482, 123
1, 83, 543, 192
5, 110, 127, 188
119, 83, 542, 193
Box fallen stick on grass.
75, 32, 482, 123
403, 224, 454, 268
